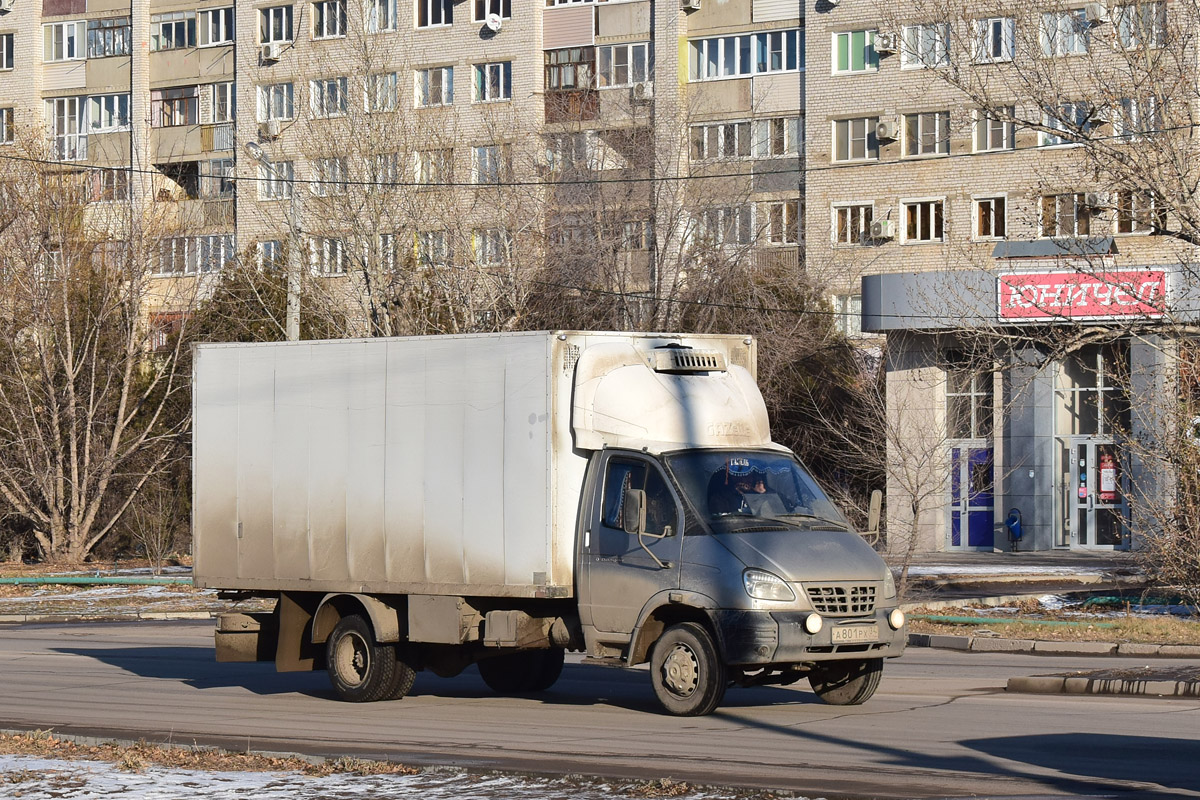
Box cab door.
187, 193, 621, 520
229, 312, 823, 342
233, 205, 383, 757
579, 452, 683, 635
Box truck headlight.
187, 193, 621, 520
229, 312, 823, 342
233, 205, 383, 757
743, 569, 795, 602
883, 568, 897, 599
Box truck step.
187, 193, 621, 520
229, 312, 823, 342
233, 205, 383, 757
580, 656, 628, 669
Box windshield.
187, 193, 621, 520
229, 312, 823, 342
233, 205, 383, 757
665, 450, 849, 530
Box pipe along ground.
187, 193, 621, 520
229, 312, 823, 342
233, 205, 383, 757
0, 576, 192, 586
909, 613, 1116, 629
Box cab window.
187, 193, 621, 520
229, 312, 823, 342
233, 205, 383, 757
602, 459, 677, 535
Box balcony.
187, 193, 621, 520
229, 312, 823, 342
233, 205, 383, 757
50, 133, 88, 162
201, 123, 234, 152
545, 91, 599, 124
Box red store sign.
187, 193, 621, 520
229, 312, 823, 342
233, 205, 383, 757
997, 270, 1166, 321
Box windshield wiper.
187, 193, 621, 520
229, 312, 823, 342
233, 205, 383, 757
779, 513, 849, 530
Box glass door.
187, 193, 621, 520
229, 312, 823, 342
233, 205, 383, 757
949, 446, 994, 549
1063, 439, 1128, 549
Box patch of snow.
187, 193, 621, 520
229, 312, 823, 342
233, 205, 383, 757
905, 566, 1102, 576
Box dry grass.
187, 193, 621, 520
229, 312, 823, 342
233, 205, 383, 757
908, 602, 1200, 644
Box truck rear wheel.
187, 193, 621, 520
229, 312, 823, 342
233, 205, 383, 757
326, 614, 415, 702
808, 658, 883, 705
650, 622, 726, 716
477, 648, 565, 694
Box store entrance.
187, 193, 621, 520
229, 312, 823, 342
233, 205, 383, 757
948, 445, 994, 549
1059, 438, 1128, 549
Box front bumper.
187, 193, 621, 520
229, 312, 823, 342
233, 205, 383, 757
710, 607, 906, 666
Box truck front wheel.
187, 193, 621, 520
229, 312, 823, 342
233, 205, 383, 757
808, 657, 883, 705
477, 648, 565, 693
649, 622, 726, 716
326, 614, 415, 702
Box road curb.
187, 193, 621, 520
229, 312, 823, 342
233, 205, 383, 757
1006, 675, 1200, 697
907, 632, 1200, 658
0, 612, 218, 624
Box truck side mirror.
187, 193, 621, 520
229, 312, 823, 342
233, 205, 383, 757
622, 488, 646, 535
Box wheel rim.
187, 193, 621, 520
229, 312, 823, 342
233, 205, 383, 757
661, 643, 699, 698
333, 631, 370, 687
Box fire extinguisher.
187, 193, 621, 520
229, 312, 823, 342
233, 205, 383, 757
1099, 452, 1118, 503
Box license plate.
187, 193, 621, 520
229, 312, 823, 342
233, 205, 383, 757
831, 624, 878, 643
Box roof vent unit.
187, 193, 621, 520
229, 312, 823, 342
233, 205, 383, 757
260, 119, 282, 139
680, 0, 701, 11
653, 347, 727, 374
631, 81, 654, 102
875, 119, 898, 141
260, 42, 282, 63
870, 219, 894, 240
874, 31, 897, 54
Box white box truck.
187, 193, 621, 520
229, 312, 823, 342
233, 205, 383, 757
195, 331, 905, 716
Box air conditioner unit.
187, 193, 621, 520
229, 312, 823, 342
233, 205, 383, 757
260, 42, 282, 63
874, 31, 897, 54
0, 0, 13, 13
1085, 191, 1108, 208
1084, 2, 1109, 24
260, 119, 282, 139
875, 119, 898, 141
680, 0, 701, 11
870, 219, 894, 239
631, 81, 654, 102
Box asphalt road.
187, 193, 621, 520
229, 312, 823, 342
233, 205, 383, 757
0, 621, 1197, 799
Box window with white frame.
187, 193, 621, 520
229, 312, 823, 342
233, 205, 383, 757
150, 12, 196, 51
312, 0, 347, 39
417, 0, 453, 27
474, 0, 511, 21
545, 47, 595, 91
833, 117, 878, 161
618, 219, 652, 250
369, 152, 401, 185
472, 143, 508, 183
548, 0, 596, 4
946, 364, 993, 439
833, 204, 873, 244
974, 107, 1013, 151
597, 42, 651, 87
689, 29, 802, 81
156, 235, 234, 275
473, 61, 512, 102
833, 294, 862, 337
975, 196, 1006, 238
1116, 1, 1166, 48
88, 94, 130, 132
310, 77, 349, 117
415, 148, 453, 183
904, 111, 949, 157
901, 23, 949, 67
1040, 193, 1092, 236
0, 33, 12, 70
312, 157, 347, 195
43, 21, 86, 61
974, 17, 1014, 62
310, 236, 348, 275
211, 82, 235, 123
202, 158, 235, 197
690, 121, 750, 160
260, 6, 293, 43
833, 30, 877, 73
697, 206, 752, 246
151, 86, 199, 127
1042, 101, 1094, 146
258, 160, 294, 199
1116, 190, 1164, 233
198, 7, 234, 46
0, 108, 13, 145
88, 168, 129, 202
1116, 96, 1158, 140
418, 230, 450, 266
416, 66, 454, 106
46, 96, 87, 160
258, 240, 284, 269
753, 116, 802, 157
1041, 9, 1090, 56
366, 0, 397, 31
904, 199, 945, 242
258, 83, 294, 120
366, 72, 399, 112
472, 228, 511, 265
87, 17, 131, 58
763, 200, 800, 244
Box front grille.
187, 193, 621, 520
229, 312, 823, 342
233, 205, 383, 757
806, 584, 877, 616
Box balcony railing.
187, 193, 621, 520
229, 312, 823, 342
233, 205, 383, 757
51, 133, 87, 162
201, 123, 235, 152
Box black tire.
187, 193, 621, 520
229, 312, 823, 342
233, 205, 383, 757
326, 614, 416, 703
808, 658, 883, 705
649, 622, 727, 716
477, 648, 565, 694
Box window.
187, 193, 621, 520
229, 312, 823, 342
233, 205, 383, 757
947, 367, 993, 440
0, 33, 11, 70
472, 228, 511, 265
258, 240, 284, 269
259, 160, 294, 199
46, 97, 86, 160
834, 204, 873, 244
366, 72, 399, 112
688, 29, 802, 81
88, 94, 130, 131
43, 21, 86, 61
418, 230, 450, 266
474, 0, 511, 21
975, 196, 1006, 239
88, 168, 129, 202
417, 0, 453, 27
1041, 10, 1090, 56
1042, 101, 1094, 146
312, 157, 347, 196
833, 117, 878, 162
547, 132, 599, 171
833, 30, 877, 73
415, 148, 453, 184
618, 219, 651, 251
211, 82, 235, 123
753, 116, 802, 157
202, 158, 235, 198
1116, 190, 1164, 234
690, 121, 750, 160
1040, 193, 1092, 236
1116, 97, 1159, 140
87, 17, 131, 58
156, 235, 234, 275
974, 17, 1014, 62
151, 86, 199, 127
904, 199, 945, 242
597, 42, 651, 87
1115, 2, 1165, 48
313, 0, 347, 39
833, 294, 862, 337
310, 77, 349, 117
261, 6, 293, 43
697, 206, 752, 246
763, 200, 800, 245
369, 152, 401, 185
0, 108, 12, 145
974, 108, 1013, 151
601, 459, 676, 537
367, 0, 396, 32
150, 12, 196, 51
416, 66, 454, 106
310, 237, 349, 275
545, 47, 594, 91
904, 111, 950, 157
472, 144, 508, 183
199, 7, 234, 46
258, 83, 294, 120
901, 23, 949, 67
473, 61, 512, 102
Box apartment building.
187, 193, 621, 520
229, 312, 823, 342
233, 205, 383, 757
807, 0, 1196, 553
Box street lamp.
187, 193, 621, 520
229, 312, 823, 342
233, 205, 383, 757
244, 140, 302, 342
